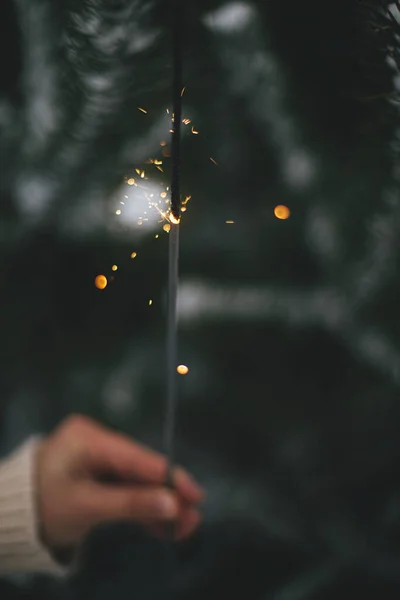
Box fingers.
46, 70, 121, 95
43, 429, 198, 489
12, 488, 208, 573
148, 507, 201, 542
81, 483, 202, 540
74, 418, 204, 503
85, 483, 179, 524
172, 467, 205, 505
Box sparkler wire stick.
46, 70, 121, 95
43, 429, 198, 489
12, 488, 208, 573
164, 0, 184, 520
170, 0, 184, 223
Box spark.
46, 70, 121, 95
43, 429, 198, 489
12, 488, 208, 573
191, 126, 199, 135
120, 202, 125, 205
166, 108, 170, 114
181, 206, 187, 212
155, 234, 159, 239
149, 299, 153, 306
182, 195, 192, 205
226, 220, 235, 224
156, 166, 164, 172
116, 210, 122, 215
160, 140, 167, 147
210, 157, 218, 165
95, 275, 108, 290
181, 86, 186, 97
149, 201, 169, 222
135, 169, 141, 175
130, 252, 137, 259
112, 265, 118, 271
274, 205, 291, 220
161, 192, 168, 199
163, 223, 171, 233
138, 107, 147, 113
177, 365, 189, 375
140, 170, 145, 179
127, 178, 135, 185
182, 118, 191, 125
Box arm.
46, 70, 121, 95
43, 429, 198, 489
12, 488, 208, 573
0, 438, 65, 575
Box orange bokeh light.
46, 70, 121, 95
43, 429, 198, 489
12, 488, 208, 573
95, 275, 108, 290
177, 365, 189, 375
274, 205, 291, 220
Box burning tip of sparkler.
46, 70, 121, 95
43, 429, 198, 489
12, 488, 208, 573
274, 205, 291, 220
95, 275, 108, 290
177, 365, 189, 375
169, 213, 181, 225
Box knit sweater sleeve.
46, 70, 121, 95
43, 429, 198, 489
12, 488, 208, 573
0, 437, 67, 576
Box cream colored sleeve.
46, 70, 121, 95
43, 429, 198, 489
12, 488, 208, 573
0, 437, 66, 575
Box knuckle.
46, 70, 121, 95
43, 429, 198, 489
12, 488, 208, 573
63, 413, 91, 432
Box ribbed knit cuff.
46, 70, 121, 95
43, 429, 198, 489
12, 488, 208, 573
0, 437, 67, 576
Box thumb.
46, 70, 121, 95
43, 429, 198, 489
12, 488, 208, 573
84, 483, 179, 527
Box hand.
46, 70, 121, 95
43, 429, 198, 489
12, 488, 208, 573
35, 415, 205, 557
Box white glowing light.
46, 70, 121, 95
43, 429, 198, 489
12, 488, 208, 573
203, 2, 255, 33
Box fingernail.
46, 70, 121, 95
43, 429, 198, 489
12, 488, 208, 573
158, 493, 178, 519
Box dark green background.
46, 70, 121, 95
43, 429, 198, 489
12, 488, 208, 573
2, 1, 400, 598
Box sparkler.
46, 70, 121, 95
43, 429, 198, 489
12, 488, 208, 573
164, 0, 184, 509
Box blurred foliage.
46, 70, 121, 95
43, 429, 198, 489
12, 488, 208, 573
2, 0, 400, 598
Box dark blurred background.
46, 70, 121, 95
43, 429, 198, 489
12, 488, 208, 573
2, 0, 400, 598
